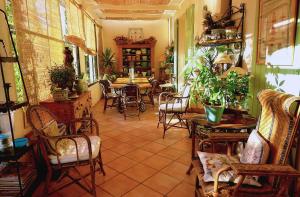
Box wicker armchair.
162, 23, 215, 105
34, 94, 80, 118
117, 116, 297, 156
157, 83, 191, 138
190, 89, 300, 197
26, 105, 105, 197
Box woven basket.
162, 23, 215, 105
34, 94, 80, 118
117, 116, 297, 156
52, 89, 68, 101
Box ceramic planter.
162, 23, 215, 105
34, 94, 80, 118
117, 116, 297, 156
204, 104, 225, 123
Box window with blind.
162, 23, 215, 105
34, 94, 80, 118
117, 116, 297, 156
12, 0, 65, 103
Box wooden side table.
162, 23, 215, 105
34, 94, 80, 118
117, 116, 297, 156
40, 92, 92, 132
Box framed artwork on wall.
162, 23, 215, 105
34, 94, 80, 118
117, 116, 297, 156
256, 0, 298, 65
128, 28, 144, 42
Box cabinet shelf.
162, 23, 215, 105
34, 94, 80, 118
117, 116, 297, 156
196, 38, 243, 47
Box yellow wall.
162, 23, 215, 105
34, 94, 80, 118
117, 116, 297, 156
101, 19, 169, 78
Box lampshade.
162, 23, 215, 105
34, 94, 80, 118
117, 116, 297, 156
213, 53, 233, 64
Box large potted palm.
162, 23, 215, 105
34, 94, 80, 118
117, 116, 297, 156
101, 48, 115, 74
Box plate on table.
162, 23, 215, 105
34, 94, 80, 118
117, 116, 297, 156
69, 95, 79, 99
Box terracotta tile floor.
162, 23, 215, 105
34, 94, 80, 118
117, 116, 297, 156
34, 100, 196, 197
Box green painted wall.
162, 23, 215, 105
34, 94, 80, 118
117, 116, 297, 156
185, 4, 195, 58
249, 2, 300, 117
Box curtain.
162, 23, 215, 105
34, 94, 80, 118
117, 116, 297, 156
12, 0, 64, 103
84, 14, 96, 55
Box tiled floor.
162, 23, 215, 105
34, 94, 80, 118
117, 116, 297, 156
34, 100, 196, 197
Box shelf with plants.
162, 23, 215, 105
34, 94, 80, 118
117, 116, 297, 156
115, 36, 156, 77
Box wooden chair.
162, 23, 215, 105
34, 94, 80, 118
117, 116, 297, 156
157, 83, 191, 138
190, 89, 300, 197
99, 80, 120, 112
26, 105, 105, 197
121, 84, 142, 120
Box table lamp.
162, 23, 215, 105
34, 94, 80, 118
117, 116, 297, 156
213, 53, 233, 74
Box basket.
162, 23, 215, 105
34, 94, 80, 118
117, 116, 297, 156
52, 89, 68, 101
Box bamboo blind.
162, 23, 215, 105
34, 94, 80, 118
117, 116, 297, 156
12, 0, 64, 103
84, 14, 96, 54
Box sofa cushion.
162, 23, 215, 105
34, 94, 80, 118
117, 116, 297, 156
240, 129, 270, 164
159, 103, 187, 112
197, 151, 262, 187
48, 136, 101, 164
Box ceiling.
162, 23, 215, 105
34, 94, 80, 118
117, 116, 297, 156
77, 0, 185, 22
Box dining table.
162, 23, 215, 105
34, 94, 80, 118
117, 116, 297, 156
110, 77, 152, 112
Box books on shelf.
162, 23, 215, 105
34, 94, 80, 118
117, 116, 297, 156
0, 162, 37, 197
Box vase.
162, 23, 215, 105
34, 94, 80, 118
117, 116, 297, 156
204, 104, 225, 123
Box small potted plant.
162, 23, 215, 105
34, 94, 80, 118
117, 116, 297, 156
49, 65, 75, 101
101, 48, 115, 74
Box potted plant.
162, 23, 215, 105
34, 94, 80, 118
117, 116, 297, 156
101, 48, 115, 74
49, 65, 75, 101
190, 59, 250, 123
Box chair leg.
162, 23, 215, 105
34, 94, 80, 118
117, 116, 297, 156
157, 111, 161, 128
44, 167, 52, 196
163, 112, 167, 138
186, 162, 194, 175
89, 162, 96, 197
98, 151, 105, 176
103, 98, 108, 112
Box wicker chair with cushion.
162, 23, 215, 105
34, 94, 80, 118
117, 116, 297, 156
157, 83, 191, 138
99, 80, 120, 112
190, 89, 300, 197
27, 105, 105, 197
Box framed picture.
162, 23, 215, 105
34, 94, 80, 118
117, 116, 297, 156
256, 0, 298, 65
128, 28, 144, 42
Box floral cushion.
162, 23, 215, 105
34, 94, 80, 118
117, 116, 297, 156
197, 151, 262, 187
240, 129, 270, 164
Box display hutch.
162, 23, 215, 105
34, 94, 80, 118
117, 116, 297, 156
114, 36, 156, 77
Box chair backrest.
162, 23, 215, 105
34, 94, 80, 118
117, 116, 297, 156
256, 89, 300, 186
178, 83, 191, 107
122, 84, 140, 99
27, 105, 58, 134
99, 80, 110, 95
151, 79, 160, 94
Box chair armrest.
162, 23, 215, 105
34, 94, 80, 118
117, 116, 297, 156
230, 163, 300, 177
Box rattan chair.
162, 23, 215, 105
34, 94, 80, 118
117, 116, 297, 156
121, 84, 143, 120
27, 105, 105, 197
157, 83, 191, 138
189, 89, 300, 197
141, 79, 160, 106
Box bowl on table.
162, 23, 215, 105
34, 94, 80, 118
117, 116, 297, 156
14, 137, 28, 148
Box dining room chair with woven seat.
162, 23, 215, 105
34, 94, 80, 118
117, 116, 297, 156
121, 84, 143, 120
157, 83, 191, 138
99, 80, 120, 112
26, 105, 105, 197
190, 89, 300, 197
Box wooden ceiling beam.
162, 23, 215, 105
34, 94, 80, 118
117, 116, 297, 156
97, 3, 179, 11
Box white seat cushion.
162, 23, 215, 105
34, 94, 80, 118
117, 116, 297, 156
159, 103, 187, 112
48, 136, 101, 164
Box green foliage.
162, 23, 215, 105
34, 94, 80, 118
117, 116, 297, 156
49, 66, 75, 89
190, 65, 250, 108
101, 48, 115, 69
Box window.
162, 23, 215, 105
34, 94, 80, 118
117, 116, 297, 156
85, 55, 98, 84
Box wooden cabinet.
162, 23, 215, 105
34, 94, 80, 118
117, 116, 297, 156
115, 38, 156, 77
40, 92, 92, 131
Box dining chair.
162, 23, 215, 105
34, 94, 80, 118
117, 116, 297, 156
121, 84, 142, 120
27, 105, 105, 197
99, 80, 120, 112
